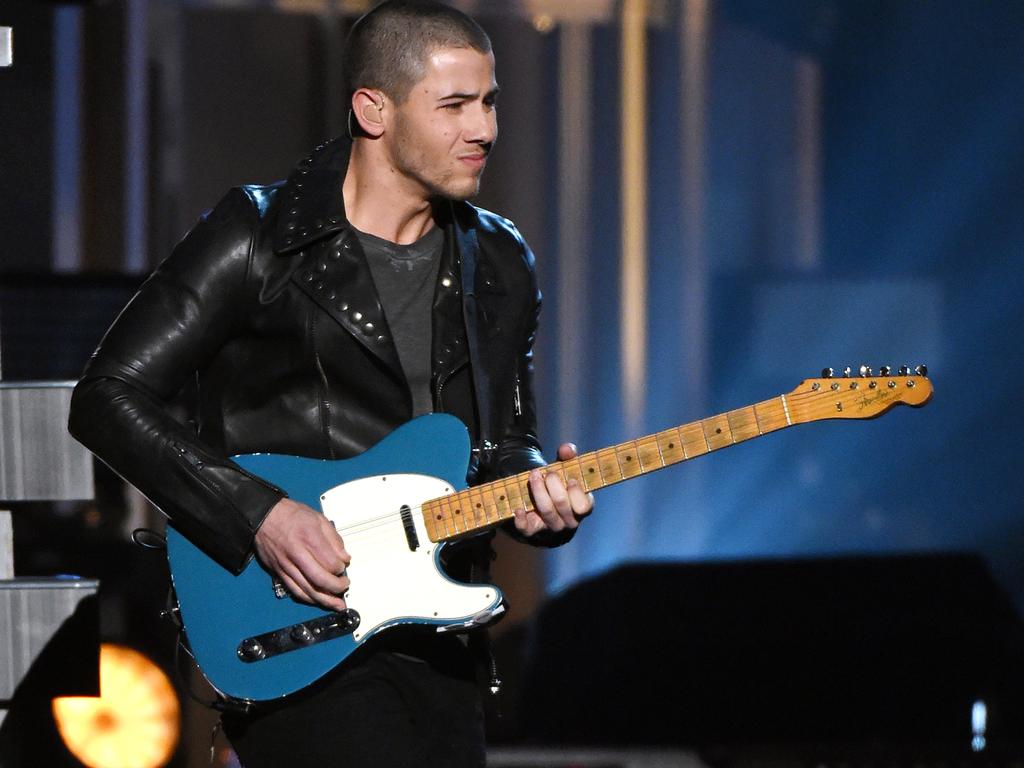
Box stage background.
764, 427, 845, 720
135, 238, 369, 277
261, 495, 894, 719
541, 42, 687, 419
1, 0, 1023, 762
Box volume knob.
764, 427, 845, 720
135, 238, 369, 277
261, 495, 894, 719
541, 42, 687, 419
238, 638, 266, 661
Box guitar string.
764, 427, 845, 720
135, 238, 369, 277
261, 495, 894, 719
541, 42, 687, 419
319, 384, 922, 540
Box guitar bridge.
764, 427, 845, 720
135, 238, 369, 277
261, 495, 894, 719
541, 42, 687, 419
237, 610, 361, 663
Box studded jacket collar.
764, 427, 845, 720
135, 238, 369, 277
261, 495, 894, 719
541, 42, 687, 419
280, 138, 464, 409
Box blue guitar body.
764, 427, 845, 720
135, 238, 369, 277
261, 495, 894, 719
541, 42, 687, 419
165, 414, 505, 702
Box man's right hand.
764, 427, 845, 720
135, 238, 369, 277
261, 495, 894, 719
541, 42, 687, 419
253, 498, 351, 612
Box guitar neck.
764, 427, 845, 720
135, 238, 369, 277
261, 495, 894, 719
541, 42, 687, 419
422, 394, 795, 543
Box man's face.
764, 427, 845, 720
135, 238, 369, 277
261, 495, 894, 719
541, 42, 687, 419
386, 47, 498, 201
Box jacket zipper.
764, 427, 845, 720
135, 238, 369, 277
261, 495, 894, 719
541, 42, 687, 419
433, 358, 468, 413
311, 314, 336, 459
173, 441, 204, 470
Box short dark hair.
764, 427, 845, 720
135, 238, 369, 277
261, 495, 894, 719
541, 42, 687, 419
343, 1, 492, 105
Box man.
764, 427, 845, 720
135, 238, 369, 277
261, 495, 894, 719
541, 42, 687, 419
69, 1, 591, 766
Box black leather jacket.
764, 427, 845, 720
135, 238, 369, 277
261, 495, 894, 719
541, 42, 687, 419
69, 136, 548, 574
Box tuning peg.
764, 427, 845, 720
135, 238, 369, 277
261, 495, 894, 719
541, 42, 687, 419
821, 367, 834, 378
879, 365, 891, 376
859, 365, 872, 377
898, 365, 911, 376
843, 366, 852, 377
915, 364, 928, 377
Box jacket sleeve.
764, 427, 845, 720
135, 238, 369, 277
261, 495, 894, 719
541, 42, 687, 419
68, 188, 285, 574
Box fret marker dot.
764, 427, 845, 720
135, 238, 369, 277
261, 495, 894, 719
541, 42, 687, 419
626, 456, 632, 461
715, 428, 722, 434
499, 495, 505, 501
669, 443, 675, 449
588, 468, 595, 473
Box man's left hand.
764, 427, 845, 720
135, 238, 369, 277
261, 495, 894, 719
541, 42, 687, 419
514, 442, 594, 537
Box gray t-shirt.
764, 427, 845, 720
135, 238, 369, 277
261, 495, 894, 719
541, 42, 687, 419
352, 226, 444, 417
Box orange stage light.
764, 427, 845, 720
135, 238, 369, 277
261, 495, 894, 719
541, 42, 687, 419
52, 643, 180, 768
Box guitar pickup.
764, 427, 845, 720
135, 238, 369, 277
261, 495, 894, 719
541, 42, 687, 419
400, 504, 419, 551
237, 610, 361, 663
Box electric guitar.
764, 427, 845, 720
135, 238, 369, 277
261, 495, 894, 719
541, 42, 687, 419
166, 365, 932, 702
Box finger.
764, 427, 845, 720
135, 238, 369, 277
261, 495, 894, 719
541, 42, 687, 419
277, 560, 319, 605
556, 442, 578, 461
303, 577, 347, 612
543, 473, 578, 529
295, 549, 349, 596
280, 570, 345, 613
512, 506, 544, 536
528, 470, 564, 532
566, 478, 593, 518
291, 570, 347, 612
311, 590, 347, 612
276, 571, 312, 605
511, 505, 530, 534
523, 515, 548, 537
321, 518, 351, 567
311, 526, 350, 575
283, 543, 348, 604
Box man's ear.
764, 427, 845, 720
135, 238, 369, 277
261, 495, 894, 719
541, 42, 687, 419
351, 88, 386, 138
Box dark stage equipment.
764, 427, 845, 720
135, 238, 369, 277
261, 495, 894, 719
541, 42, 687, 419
0, 274, 142, 382
0, 382, 101, 764
505, 555, 1024, 757
0, 579, 100, 766
0, 26, 11, 68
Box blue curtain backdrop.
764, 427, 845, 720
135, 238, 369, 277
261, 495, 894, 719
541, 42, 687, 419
534, 2, 1024, 607
3, 0, 1020, 615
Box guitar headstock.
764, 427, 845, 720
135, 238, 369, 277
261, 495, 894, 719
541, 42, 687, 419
787, 364, 933, 422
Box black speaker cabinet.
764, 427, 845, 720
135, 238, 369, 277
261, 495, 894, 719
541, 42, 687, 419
509, 554, 1024, 751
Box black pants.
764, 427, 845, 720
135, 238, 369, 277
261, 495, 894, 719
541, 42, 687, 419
222, 634, 486, 768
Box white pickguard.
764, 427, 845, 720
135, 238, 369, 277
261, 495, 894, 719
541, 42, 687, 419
319, 474, 504, 643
